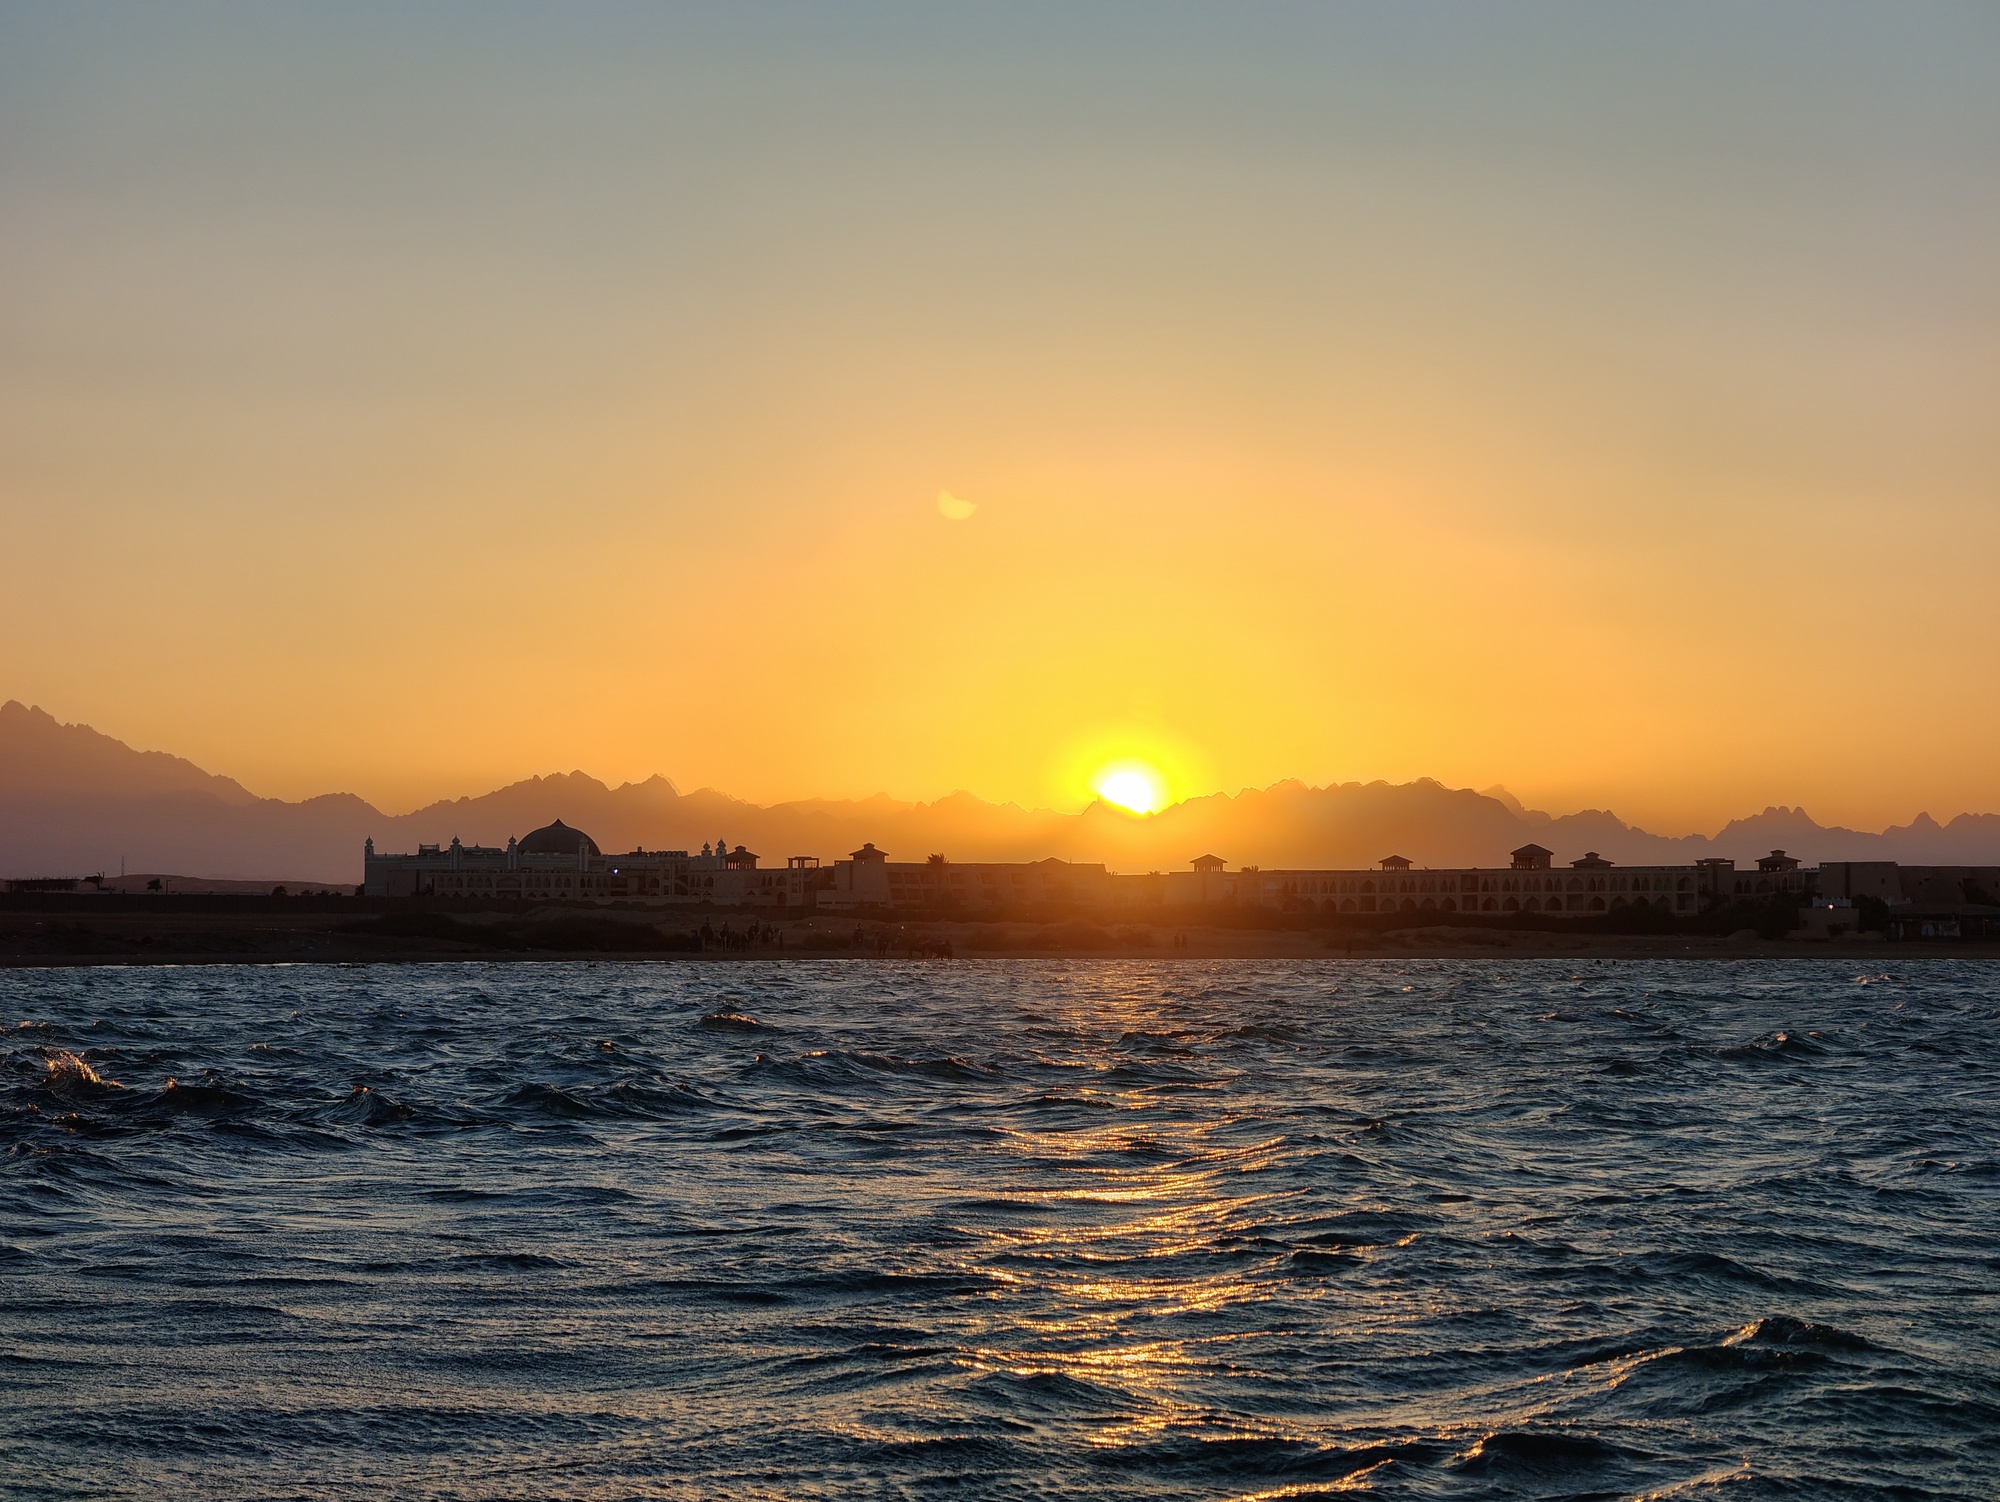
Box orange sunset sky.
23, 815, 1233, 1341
2, 5, 1997, 832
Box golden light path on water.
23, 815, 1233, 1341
908, 969, 1436, 1465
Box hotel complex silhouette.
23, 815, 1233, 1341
366, 820, 1871, 918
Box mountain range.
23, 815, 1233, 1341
7, 699, 2000, 883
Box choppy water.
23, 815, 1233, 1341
2, 959, 1997, 1500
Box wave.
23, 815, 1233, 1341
750, 1049, 995, 1085
1117, 1028, 1199, 1054
599, 1079, 712, 1115
1721, 1314, 1874, 1352
965, 1367, 1134, 1414
479, 1077, 709, 1122
1292, 1210, 1429, 1249
149, 1077, 263, 1118
447, 1251, 569, 1271
1221, 1022, 1311, 1044
1450, 1428, 1651, 1476
1717, 1029, 1827, 1060
1636, 1249, 1818, 1294
1578, 1316, 1883, 1390
1091, 1432, 1453, 1481
498, 1082, 596, 1118
842, 1433, 1018, 1466
37, 1048, 120, 1094
317, 1084, 416, 1126
1288, 1247, 1361, 1273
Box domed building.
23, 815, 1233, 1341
362, 818, 827, 907
515, 819, 600, 859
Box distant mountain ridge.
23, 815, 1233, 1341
6, 699, 2000, 883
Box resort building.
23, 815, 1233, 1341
363, 820, 823, 906
1169, 844, 1701, 916
1817, 861, 2000, 907
1696, 849, 1812, 903
816, 842, 1118, 910
363, 821, 1885, 921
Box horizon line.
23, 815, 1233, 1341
5, 699, 1995, 844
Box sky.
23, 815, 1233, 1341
2, 2, 1997, 831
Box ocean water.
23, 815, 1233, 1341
2, 959, 1996, 1501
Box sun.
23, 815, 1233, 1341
1092, 762, 1166, 816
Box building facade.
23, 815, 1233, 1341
1173, 844, 1701, 916
362, 821, 1870, 920
816, 842, 1119, 910
363, 820, 823, 907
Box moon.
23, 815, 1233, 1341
937, 490, 977, 521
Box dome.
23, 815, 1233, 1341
516, 819, 600, 858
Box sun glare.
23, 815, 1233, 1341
1093, 763, 1166, 816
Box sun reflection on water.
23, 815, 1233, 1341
912, 1046, 1354, 1454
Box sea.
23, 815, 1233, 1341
2, 959, 1995, 1500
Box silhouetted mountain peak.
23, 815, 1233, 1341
1, 700, 260, 806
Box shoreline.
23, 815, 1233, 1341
4, 897, 1989, 967
4, 923, 1993, 968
